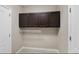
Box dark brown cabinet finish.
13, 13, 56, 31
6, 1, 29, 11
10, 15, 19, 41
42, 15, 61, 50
19, 11, 60, 27
48, 12, 60, 27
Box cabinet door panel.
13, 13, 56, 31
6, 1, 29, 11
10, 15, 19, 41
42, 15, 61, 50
28, 14, 40, 27
19, 14, 29, 27
38, 13, 48, 27
48, 12, 60, 27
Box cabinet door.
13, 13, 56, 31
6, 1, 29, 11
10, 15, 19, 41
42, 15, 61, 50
28, 14, 40, 27
38, 13, 48, 27
48, 12, 60, 27
19, 14, 29, 27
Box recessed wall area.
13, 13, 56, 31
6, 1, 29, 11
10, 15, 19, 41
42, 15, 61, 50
18, 5, 68, 53
20, 5, 59, 50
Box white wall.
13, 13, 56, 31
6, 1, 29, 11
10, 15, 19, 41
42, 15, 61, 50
0, 6, 11, 53
57, 5, 68, 53
6, 5, 23, 53
21, 5, 59, 49
21, 28, 59, 49
69, 6, 79, 53
22, 5, 58, 13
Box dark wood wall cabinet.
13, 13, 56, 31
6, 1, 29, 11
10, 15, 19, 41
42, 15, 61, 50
19, 11, 60, 28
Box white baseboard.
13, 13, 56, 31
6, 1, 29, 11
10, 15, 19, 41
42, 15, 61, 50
16, 46, 59, 53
